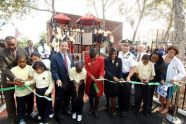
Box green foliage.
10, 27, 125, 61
17, 37, 29, 48
39, 31, 47, 42
0, 0, 36, 20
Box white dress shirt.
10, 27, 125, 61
37, 43, 51, 59
118, 51, 138, 73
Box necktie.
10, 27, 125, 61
12, 51, 16, 57
137, 53, 141, 62
29, 48, 33, 56
64, 54, 68, 71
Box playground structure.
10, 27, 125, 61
47, 12, 123, 60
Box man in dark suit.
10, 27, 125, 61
51, 41, 74, 122
25, 40, 37, 58
0, 36, 28, 124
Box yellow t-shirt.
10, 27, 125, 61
69, 67, 87, 84
11, 65, 34, 97
136, 61, 155, 80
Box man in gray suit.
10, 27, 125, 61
0, 36, 28, 124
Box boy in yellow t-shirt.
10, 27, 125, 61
134, 54, 155, 117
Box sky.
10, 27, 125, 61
0, 0, 166, 43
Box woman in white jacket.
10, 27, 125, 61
158, 45, 186, 114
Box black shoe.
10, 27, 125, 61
54, 115, 61, 123
148, 110, 152, 115
143, 111, 149, 118
105, 105, 110, 111
64, 110, 71, 116
134, 111, 140, 116
67, 110, 72, 115
88, 108, 93, 115
93, 111, 98, 118
9, 118, 16, 124
120, 111, 127, 118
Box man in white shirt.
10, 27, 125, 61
118, 40, 138, 117
37, 40, 51, 59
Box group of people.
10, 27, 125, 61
0, 36, 185, 124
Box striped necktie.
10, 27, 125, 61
64, 54, 68, 71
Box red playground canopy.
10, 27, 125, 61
77, 12, 101, 26
53, 13, 71, 24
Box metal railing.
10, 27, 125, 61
171, 83, 186, 111
154, 83, 186, 113
0, 84, 5, 106
0, 72, 5, 107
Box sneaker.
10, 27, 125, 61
29, 111, 37, 119
72, 113, 76, 119
49, 113, 54, 118
111, 112, 118, 118
39, 122, 44, 124
77, 115, 82, 122
19, 119, 26, 124
38, 115, 42, 120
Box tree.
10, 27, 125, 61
146, 0, 174, 41
132, 0, 147, 43
173, 0, 185, 61
0, 0, 36, 20
17, 37, 29, 48
0, 0, 56, 25
39, 31, 47, 42
0, 0, 56, 43
118, 0, 177, 43
119, 0, 150, 43
25, 0, 56, 14
86, 0, 119, 30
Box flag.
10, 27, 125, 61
15, 28, 21, 38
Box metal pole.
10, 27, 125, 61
182, 83, 186, 109
92, 20, 95, 48
173, 86, 180, 116
166, 85, 182, 124
80, 25, 83, 60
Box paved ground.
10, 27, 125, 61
0, 96, 185, 124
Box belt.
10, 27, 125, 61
42, 58, 49, 59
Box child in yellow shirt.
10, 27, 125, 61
134, 54, 155, 117
10, 55, 34, 124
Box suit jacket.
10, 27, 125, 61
51, 52, 74, 90
25, 47, 38, 57
85, 55, 104, 97
0, 47, 28, 88
104, 57, 122, 80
